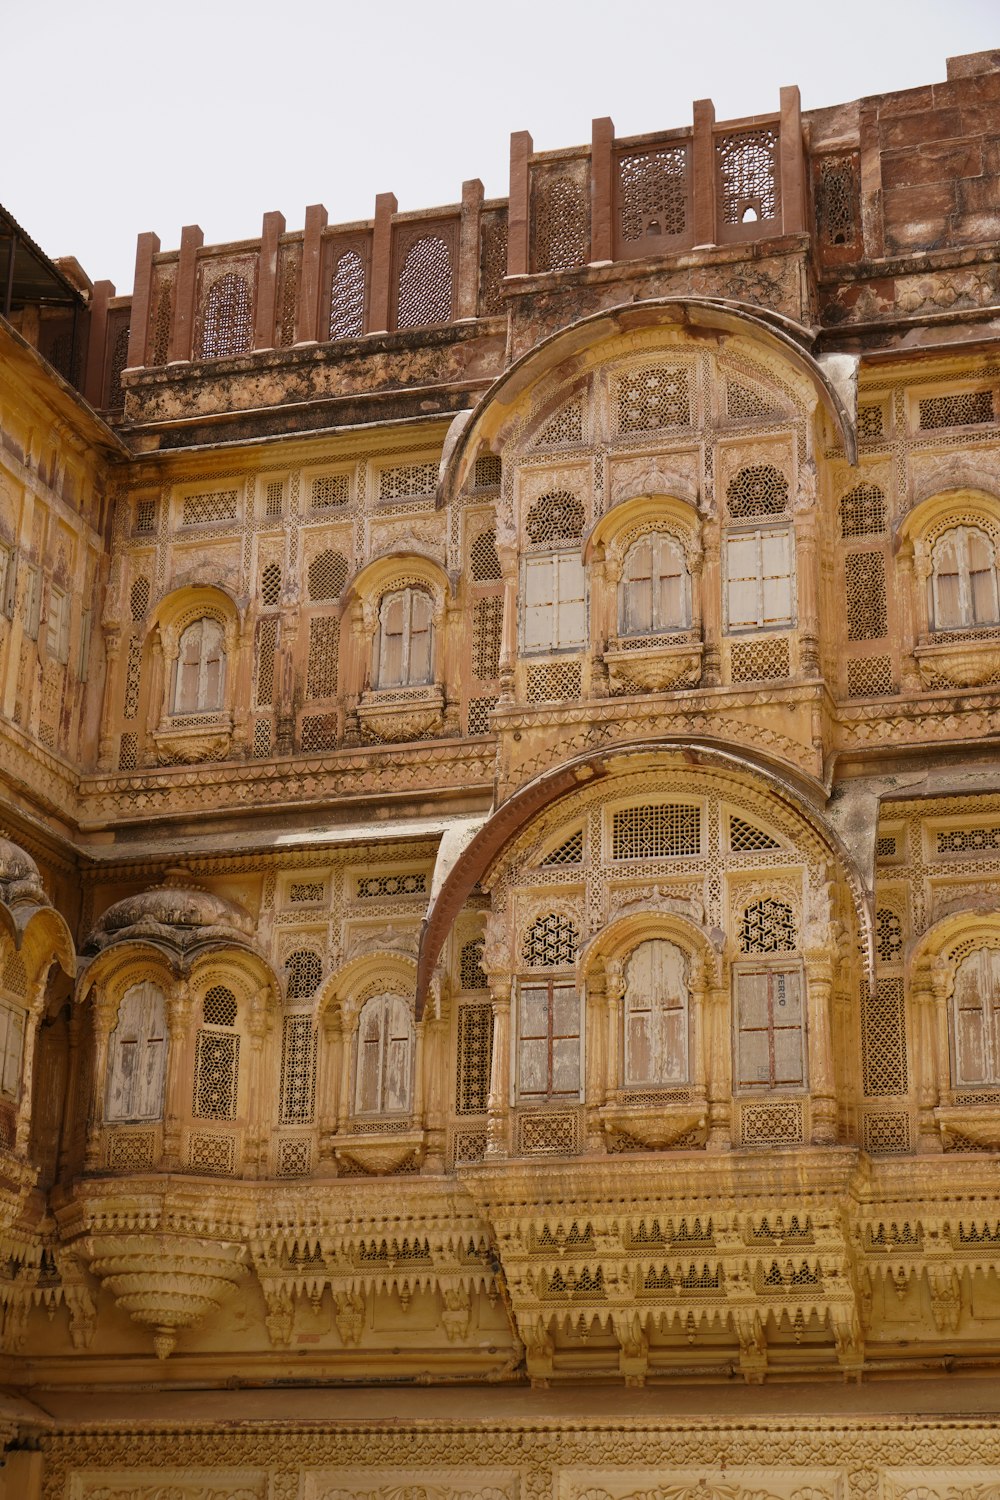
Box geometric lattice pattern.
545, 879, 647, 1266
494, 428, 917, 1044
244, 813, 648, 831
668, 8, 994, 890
187, 1131, 237, 1175
740, 897, 796, 953
289, 881, 325, 904
276, 1137, 313, 1177
542, 828, 584, 865
456, 1002, 493, 1114
473, 454, 502, 490
617, 367, 690, 433
467, 694, 498, 736
875, 908, 904, 965
846, 655, 895, 699
135, 498, 158, 534
741, 1100, 803, 1145
285, 949, 323, 1000
730, 637, 791, 683
532, 168, 589, 273
469, 529, 502, 581
729, 816, 780, 851
815, 154, 858, 247
308, 549, 349, 603
203, 986, 237, 1027
193, 1030, 239, 1120
329, 250, 365, 341
311, 473, 350, 510
459, 939, 488, 991
726, 464, 788, 518
378, 463, 439, 500
106, 1128, 156, 1172
612, 803, 700, 860
840, 483, 887, 538
130, 577, 150, 620
522, 912, 580, 968
857, 405, 885, 439
862, 1110, 911, 1155
181, 490, 238, 526
397, 236, 453, 329
256, 617, 277, 707
918, 390, 993, 430
472, 595, 503, 680
525, 492, 585, 545
618, 146, 688, 242
525, 660, 583, 704
535, 402, 584, 448
197, 273, 253, 360
862, 977, 908, 1096
279, 1015, 317, 1125
517, 1109, 580, 1154
307, 616, 340, 699
845, 552, 888, 640
260, 562, 282, 606
937, 826, 1000, 854
356, 871, 427, 898
717, 128, 779, 225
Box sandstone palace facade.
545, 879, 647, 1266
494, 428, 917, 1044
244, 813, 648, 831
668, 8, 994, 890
2, 44, 1000, 1500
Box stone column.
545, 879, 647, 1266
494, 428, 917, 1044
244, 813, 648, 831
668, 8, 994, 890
57, 1004, 83, 1179
337, 1015, 357, 1132
700, 530, 722, 686
896, 543, 923, 692
83, 991, 118, 1173
485, 979, 512, 1158
126, 231, 160, 372
604, 958, 624, 1102
795, 510, 821, 678
804, 945, 838, 1143
422, 1009, 448, 1172
276, 608, 299, 755
584, 969, 607, 1152
910, 963, 943, 1152
507, 132, 533, 277
160, 979, 192, 1171
705, 979, 732, 1150
689, 957, 709, 1105
316, 1004, 342, 1174
96, 628, 122, 771
589, 552, 613, 697
496, 544, 520, 705
168, 224, 204, 363
242, 989, 270, 1177
14, 980, 49, 1156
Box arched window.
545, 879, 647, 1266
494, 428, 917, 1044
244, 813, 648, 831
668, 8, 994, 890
105, 982, 167, 1122
930, 526, 1000, 631
734, 898, 803, 1091
373, 587, 433, 688
619, 533, 691, 636
952, 947, 1000, 1086
193, 985, 240, 1121
622, 938, 689, 1086
173, 618, 226, 714
354, 994, 413, 1114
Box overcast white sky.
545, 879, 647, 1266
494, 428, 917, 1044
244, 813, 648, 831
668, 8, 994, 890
4, 0, 997, 293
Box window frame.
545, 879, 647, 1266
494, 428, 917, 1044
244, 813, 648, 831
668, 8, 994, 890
520, 551, 588, 655
618, 531, 692, 638
723, 524, 796, 633
929, 524, 1000, 633
353, 992, 415, 1116
372, 586, 435, 689
950, 945, 1000, 1088
514, 976, 583, 1104
172, 615, 227, 715
621, 937, 691, 1089
105, 981, 167, 1123
732, 961, 807, 1094
0, 995, 25, 1105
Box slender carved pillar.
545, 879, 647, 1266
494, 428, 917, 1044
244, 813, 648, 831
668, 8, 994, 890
422, 1009, 448, 1172
909, 963, 942, 1152
590, 552, 614, 697
57, 1005, 83, 1179
276, 609, 299, 755
496, 544, 519, 705
689, 958, 709, 1105
485, 979, 512, 1157
795, 509, 821, 678
316, 1005, 342, 1173
705, 981, 732, 1150
242, 990, 270, 1177
700, 531, 722, 686
96, 629, 122, 770
337, 1015, 357, 1132
161, 979, 192, 1170
584, 969, 607, 1151
604, 958, 624, 1104
14, 981, 49, 1155
897, 542, 925, 691
83, 992, 118, 1173
804, 946, 838, 1143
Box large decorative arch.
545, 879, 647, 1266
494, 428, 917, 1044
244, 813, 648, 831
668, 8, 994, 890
438, 296, 858, 509
416, 740, 870, 1015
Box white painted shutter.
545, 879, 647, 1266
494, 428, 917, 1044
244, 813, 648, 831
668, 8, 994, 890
518, 982, 550, 1098
735, 970, 772, 1088
0, 1000, 22, 1101
726, 535, 759, 629
954, 949, 1000, 1085
553, 555, 586, 647
406, 590, 433, 685
523, 557, 555, 652
760, 530, 793, 625
550, 982, 580, 1097
201, 618, 225, 709
355, 997, 383, 1112
624, 939, 688, 1086
623, 538, 654, 636
383, 994, 413, 1111
771, 969, 804, 1087
655, 536, 688, 630
175, 623, 203, 711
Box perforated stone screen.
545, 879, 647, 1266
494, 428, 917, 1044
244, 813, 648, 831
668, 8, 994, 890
285, 949, 323, 999
307, 617, 339, 699
740, 898, 796, 954
617, 367, 690, 433
522, 912, 580, 967
845, 552, 888, 641
862, 977, 908, 1096
397, 236, 453, 329
472, 595, 502, 680
308, 549, 348, 602
181, 490, 238, 526
456, 1002, 493, 1114
612, 803, 700, 860
618, 146, 688, 242
840, 483, 887, 538
726, 465, 788, 518
525, 492, 585, 545
918, 391, 993, 429
329, 250, 365, 341
470, 529, 502, 582
279, 1015, 317, 1125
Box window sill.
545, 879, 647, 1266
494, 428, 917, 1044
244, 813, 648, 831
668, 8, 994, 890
357, 685, 443, 743
935, 1102, 1000, 1151
604, 636, 702, 693
333, 1123, 424, 1175
152, 714, 233, 767
915, 634, 1000, 689
599, 1096, 707, 1150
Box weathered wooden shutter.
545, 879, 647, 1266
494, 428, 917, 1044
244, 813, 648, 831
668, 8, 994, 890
953, 949, 1000, 1085
968, 528, 999, 625
933, 532, 962, 629
726, 535, 759, 629
549, 982, 580, 1097
623, 538, 654, 635
355, 997, 384, 1112
518, 982, 550, 1098
735, 970, 773, 1088
553, 555, 586, 647
523, 557, 555, 651
770, 968, 804, 1086
654, 536, 688, 629
106, 982, 167, 1121
735, 968, 804, 1089
761, 530, 793, 625
406, 590, 433, 685
624, 938, 688, 1086
383, 994, 413, 1111
201, 619, 225, 709
0, 1000, 24, 1101
377, 592, 407, 687
175, 622, 203, 711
